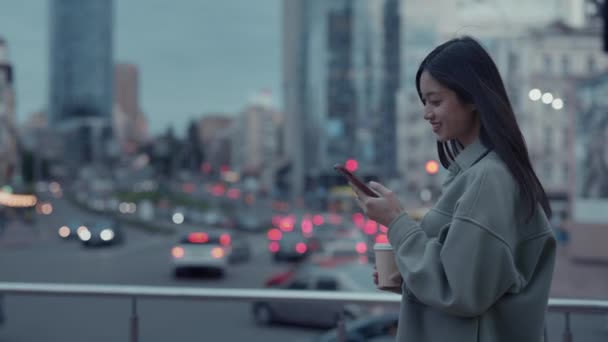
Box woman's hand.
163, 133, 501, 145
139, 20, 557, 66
351, 181, 404, 227
373, 266, 403, 294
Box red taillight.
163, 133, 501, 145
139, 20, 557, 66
375, 234, 389, 244
188, 232, 209, 243
265, 270, 294, 287
312, 215, 324, 226
353, 213, 365, 228
301, 220, 313, 234
220, 233, 231, 246
280, 220, 294, 232
227, 188, 241, 199
295, 242, 307, 254
211, 184, 225, 196
268, 241, 280, 253
172, 247, 185, 258
364, 220, 378, 235
267, 228, 282, 241
356, 242, 367, 254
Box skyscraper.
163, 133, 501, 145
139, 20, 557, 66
0, 37, 18, 184
375, 0, 400, 179
281, 0, 393, 201
49, 0, 114, 165
281, 0, 309, 200
114, 63, 148, 152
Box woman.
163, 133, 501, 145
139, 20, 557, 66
351, 36, 556, 342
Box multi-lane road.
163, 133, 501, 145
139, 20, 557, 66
0, 196, 321, 342
1, 194, 607, 341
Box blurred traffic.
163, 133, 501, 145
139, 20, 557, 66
0, 177, 416, 341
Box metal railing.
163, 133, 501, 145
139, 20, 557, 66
0, 282, 607, 342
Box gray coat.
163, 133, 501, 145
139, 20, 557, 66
388, 139, 556, 341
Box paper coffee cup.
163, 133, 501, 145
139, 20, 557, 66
374, 243, 401, 290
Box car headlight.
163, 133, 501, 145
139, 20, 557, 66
58, 226, 71, 238
78, 229, 92, 241
100, 229, 115, 241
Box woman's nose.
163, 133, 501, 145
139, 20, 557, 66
423, 110, 433, 121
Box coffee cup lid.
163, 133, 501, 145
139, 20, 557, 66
373, 243, 393, 251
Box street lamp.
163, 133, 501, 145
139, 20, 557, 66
425, 160, 439, 175
529, 88, 565, 111
552, 98, 564, 110
541, 92, 554, 104
529, 89, 542, 101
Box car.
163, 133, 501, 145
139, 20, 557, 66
78, 220, 124, 247
233, 212, 269, 233
251, 259, 378, 328
171, 230, 250, 277
312, 312, 399, 342
57, 221, 88, 240
270, 232, 311, 262
310, 231, 373, 263
200, 209, 233, 228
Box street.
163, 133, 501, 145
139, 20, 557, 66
0, 195, 606, 341
0, 196, 319, 342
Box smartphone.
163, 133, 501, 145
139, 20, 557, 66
333, 164, 380, 198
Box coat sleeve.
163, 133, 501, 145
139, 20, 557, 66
387, 168, 521, 318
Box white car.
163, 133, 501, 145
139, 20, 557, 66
252, 259, 379, 328
314, 236, 370, 260
171, 230, 250, 277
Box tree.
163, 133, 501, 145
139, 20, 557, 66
186, 120, 204, 172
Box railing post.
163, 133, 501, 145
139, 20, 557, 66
337, 312, 346, 342
130, 297, 139, 342
562, 312, 573, 342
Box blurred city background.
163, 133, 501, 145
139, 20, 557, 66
0, 0, 607, 341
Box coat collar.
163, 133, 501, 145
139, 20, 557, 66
448, 138, 490, 173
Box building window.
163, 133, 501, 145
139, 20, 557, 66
408, 111, 419, 124
587, 56, 596, 73
544, 162, 552, 182
407, 135, 419, 147
409, 93, 419, 103
508, 52, 518, 73
544, 127, 552, 154
407, 160, 417, 171
561, 55, 570, 75
543, 54, 552, 74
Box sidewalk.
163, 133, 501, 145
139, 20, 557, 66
550, 245, 608, 299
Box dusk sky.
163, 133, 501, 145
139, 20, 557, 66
0, 0, 282, 135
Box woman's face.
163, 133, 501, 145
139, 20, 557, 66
419, 71, 480, 146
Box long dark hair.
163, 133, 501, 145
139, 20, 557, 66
415, 36, 551, 221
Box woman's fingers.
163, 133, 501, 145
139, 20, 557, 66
389, 271, 403, 283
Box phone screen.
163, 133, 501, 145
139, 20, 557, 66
333, 164, 379, 198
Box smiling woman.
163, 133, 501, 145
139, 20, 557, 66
352, 36, 556, 342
